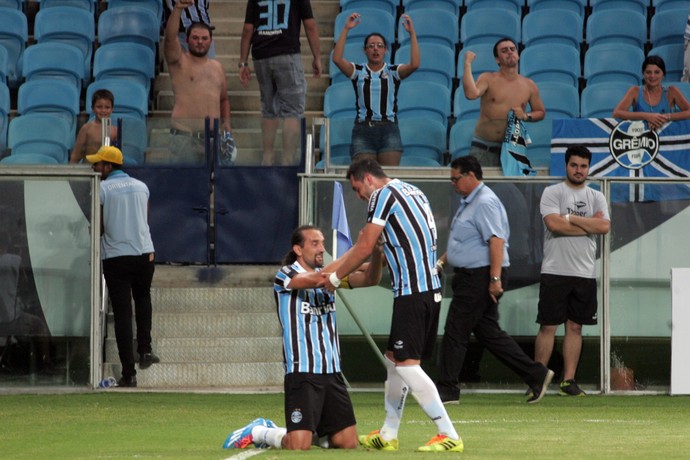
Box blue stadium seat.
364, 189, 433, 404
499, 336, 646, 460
21, 42, 85, 92
584, 44, 644, 86
86, 79, 149, 120
520, 43, 581, 87
589, 0, 648, 16
397, 81, 451, 127
650, 8, 687, 47
537, 81, 580, 119
0, 7, 28, 87
39, 0, 97, 14
648, 44, 684, 82
526, 0, 587, 18
449, 118, 476, 160
0, 82, 9, 152
586, 9, 647, 49
525, 119, 552, 168
8, 114, 73, 163
0, 153, 60, 165
399, 117, 447, 164
98, 6, 160, 54
453, 88, 481, 121
320, 117, 354, 162
674, 82, 690, 103
340, 0, 397, 17
521, 9, 583, 49
653, 0, 689, 12
460, 8, 521, 47
323, 82, 357, 119
116, 116, 149, 165
465, 0, 522, 14
457, 43, 499, 81
581, 82, 631, 118
93, 42, 156, 95
398, 9, 459, 49
399, 156, 442, 167
17, 80, 80, 140
0, 47, 7, 86
329, 42, 390, 84
395, 43, 455, 89
0, 0, 22, 9
33, 6, 95, 82
403, 0, 461, 17
334, 8, 395, 47
107, 0, 163, 23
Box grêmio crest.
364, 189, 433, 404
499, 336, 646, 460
608, 120, 659, 170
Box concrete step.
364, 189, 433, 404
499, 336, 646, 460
153, 72, 331, 93
156, 90, 325, 112
212, 36, 334, 58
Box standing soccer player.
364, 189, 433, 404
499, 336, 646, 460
323, 159, 463, 453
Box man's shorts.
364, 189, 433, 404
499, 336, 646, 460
168, 130, 205, 165
254, 53, 306, 119
469, 136, 501, 167
537, 274, 598, 326
350, 121, 403, 158
388, 290, 441, 361
283, 372, 356, 438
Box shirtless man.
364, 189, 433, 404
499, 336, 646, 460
463, 37, 545, 167
164, 0, 231, 163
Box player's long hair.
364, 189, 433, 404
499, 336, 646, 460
282, 225, 319, 266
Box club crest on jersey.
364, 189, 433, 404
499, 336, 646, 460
291, 409, 303, 424
608, 120, 659, 170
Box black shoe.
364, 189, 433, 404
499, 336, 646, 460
527, 369, 554, 404
560, 379, 586, 396
139, 352, 160, 369
437, 387, 460, 405
117, 375, 137, 388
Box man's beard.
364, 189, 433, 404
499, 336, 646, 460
189, 47, 209, 58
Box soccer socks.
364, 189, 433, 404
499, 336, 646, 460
395, 365, 460, 440
252, 425, 287, 449
380, 356, 409, 441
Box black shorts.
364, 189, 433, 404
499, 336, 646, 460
283, 372, 356, 437
388, 290, 441, 361
537, 274, 598, 326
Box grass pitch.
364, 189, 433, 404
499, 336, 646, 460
1, 391, 689, 459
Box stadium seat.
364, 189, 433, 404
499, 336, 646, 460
116, 116, 148, 165
0, 152, 60, 165
521, 9, 583, 49
98, 6, 160, 54
465, 0, 522, 14
537, 81, 580, 119
653, 0, 689, 12
0, 47, 7, 86
319, 117, 354, 162
0, 82, 9, 152
0, 7, 28, 87
334, 8, 395, 47
33, 6, 95, 82
399, 117, 447, 164
39, 0, 97, 14
399, 156, 442, 167
107, 0, 163, 23
589, 0, 648, 16
581, 82, 631, 118
403, 0, 461, 16
525, 119, 552, 168
8, 114, 73, 163
21, 42, 85, 92
461, 8, 521, 47
398, 9, 459, 49
86, 79, 149, 120
520, 43, 581, 87
17, 80, 79, 140
457, 43, 499, 81
449, 118, 476, 160
453, 88, 481, 121
584, 44, 644, 86
648, 44, 684, 82
0, 0, 22, 9
526, 0, 587, 18
396, 43, 455, 89
586, 9, 647, 49
650, 9, 688, 47
397, 81, 451, 127
323, 82, 357, 120
329, 42, 390, 84
339, 0, 397, 17
93, 42, 156, 95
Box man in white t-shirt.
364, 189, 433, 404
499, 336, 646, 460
534, 145, 610, 397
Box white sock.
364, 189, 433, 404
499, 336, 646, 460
252, 425, 287, 449
395, 365, 460, 440
380, 356, 409, 441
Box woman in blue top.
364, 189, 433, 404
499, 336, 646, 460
332, 12, 419, 166
613, 55, 690, 131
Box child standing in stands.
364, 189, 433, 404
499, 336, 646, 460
70, 90, 118, 164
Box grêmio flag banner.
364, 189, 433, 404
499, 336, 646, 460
550, 118, 690, 202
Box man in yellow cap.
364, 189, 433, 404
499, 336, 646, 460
88, 146, 158, 388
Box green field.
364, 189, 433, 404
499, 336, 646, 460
1, 391, 689, 459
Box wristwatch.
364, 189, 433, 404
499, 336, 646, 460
526, 113, 532, 121
490, 276, 501, 283
238, 62, 248, 68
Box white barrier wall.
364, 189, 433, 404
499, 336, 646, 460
671, 268, 690, 395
